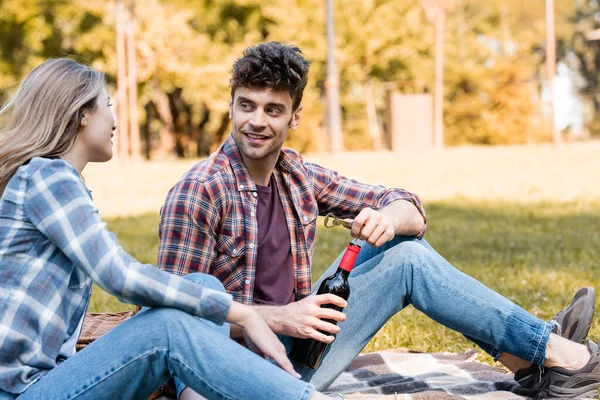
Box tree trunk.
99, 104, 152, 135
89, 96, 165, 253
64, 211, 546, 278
142, 101, 156, 160
152, 81, 175, 157
325, 0, 344, 152
196, 103, 211, 157
116, 0, 129, 158
126, 0, 140, 160
210, 111, 231, 153
363, 79, 382, 150
545, 0, 561, 145
167, 88, 188, 158
434, 7, 445, 149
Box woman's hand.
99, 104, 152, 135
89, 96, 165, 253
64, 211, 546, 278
227, 302, 301, 378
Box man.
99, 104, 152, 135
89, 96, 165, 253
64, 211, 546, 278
158, 42, 598, 398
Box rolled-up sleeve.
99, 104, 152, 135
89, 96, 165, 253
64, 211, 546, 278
305, 161, 427, 238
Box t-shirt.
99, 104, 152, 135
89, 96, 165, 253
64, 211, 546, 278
253, 175, 295, 305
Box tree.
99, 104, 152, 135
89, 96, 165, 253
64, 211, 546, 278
333, 0, 434, 150
571, 0, 600, 135
442, 0, 556, 145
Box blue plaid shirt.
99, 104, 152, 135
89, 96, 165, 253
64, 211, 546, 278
0, 157, 232, 395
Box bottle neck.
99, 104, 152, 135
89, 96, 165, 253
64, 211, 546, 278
338, 243, 361, 273
337, 268, 350, 279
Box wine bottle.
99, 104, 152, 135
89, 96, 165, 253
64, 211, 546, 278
289, 240, 361, 369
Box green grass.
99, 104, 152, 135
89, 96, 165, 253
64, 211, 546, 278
91, 200, 600, 364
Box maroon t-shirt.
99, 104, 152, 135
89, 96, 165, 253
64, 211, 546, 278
253, 175, 295, 305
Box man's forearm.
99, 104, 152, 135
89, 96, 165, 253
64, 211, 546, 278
380, 200, 425, 236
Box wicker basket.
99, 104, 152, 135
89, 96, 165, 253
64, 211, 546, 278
75, 310, 138, 351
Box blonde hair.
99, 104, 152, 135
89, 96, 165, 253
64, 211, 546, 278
0, 58, 105, 195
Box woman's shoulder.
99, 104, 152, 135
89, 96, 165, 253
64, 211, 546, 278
20, 157, 87, 194
2, 157, 87, 212
26, 156, 78, 175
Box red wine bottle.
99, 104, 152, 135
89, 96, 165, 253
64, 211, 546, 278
289, 240, 361, 369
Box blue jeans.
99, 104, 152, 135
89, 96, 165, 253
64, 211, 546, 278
284, 236, 551, 390
2, 273, 313, 400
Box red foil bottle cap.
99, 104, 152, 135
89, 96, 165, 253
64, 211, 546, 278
339, 243, 361, 272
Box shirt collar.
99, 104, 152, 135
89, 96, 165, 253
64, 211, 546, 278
221, 133, 296, 192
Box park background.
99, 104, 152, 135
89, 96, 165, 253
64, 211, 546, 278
2, 0, 600, 365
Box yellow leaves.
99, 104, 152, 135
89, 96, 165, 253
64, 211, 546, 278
21, 15, 51, 52
1, 0, 43, 23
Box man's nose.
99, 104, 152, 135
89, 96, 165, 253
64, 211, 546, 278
250, 110, 268, 127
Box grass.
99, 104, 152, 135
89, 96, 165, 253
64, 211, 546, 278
84, 141, 600, 365
93, 200, 600, 365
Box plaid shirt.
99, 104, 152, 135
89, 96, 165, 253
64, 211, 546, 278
158, 135, 427, 305
0, 157, 232, 395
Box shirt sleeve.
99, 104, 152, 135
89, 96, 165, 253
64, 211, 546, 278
24, 161, 232, 325
157, 178, 219, 276
305, 160, 428, 238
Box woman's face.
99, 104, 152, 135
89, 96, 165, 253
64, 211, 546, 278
79, 88, 116, 162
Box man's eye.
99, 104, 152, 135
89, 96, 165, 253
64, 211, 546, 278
267, 108, 281, 115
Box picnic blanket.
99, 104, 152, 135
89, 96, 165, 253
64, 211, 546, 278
154, 348, 536, 400
329, 348, 535, 400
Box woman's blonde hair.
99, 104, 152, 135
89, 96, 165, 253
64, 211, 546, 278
0, 58, 105, 195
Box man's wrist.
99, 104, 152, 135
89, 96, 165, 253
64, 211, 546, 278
253, 304, 284, 333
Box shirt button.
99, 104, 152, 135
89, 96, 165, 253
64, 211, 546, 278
252, 192, 257, 197
251, 211, 256, 217
245, 279, 250, 285
303, 216, 309, 222
232, 249, 237, 256
239, 184, 244, 189
249, 243, 255, 249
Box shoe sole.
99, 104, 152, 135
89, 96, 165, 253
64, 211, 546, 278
548, 383, 600, 398
554, 287, 596, 344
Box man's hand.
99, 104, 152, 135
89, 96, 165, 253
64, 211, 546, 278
344, 208, 396, 247
226, 302, 300, 378
256, 294, 347, 343
342, 201, 425, 246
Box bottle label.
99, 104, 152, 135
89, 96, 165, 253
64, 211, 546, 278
339, 243, 360, 272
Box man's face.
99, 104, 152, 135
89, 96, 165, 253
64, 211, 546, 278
230, 87, 302, 163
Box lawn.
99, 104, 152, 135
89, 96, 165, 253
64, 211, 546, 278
86, 140, 600, 364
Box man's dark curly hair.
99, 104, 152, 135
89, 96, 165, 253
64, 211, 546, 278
230, 42, 311, 111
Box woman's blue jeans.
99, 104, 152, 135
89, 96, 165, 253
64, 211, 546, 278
286, 236, 552, 390
3, 273, 313, 400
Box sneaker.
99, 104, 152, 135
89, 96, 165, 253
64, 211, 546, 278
552, 287, 596, 344
546, 341, 600, 398
515, 287, 596, 393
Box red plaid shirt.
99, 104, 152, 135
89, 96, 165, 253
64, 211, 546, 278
157, 135, 427, 304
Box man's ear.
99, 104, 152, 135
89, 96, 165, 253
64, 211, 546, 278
291, 105, 302, 130
228, 100, 233, 119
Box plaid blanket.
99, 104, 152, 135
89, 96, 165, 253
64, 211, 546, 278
329, 349, 537, 400
156, 348, 537, 399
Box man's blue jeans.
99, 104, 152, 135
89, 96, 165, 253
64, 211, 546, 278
2, 273, 314, 400
284, 236, 552, 391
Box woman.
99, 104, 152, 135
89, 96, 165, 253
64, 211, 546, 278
0, 58, 328, 400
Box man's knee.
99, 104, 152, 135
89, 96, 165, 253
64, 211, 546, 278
380, 240, 438, 276
388, 239, 430, 260
183, 273, 226, 293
